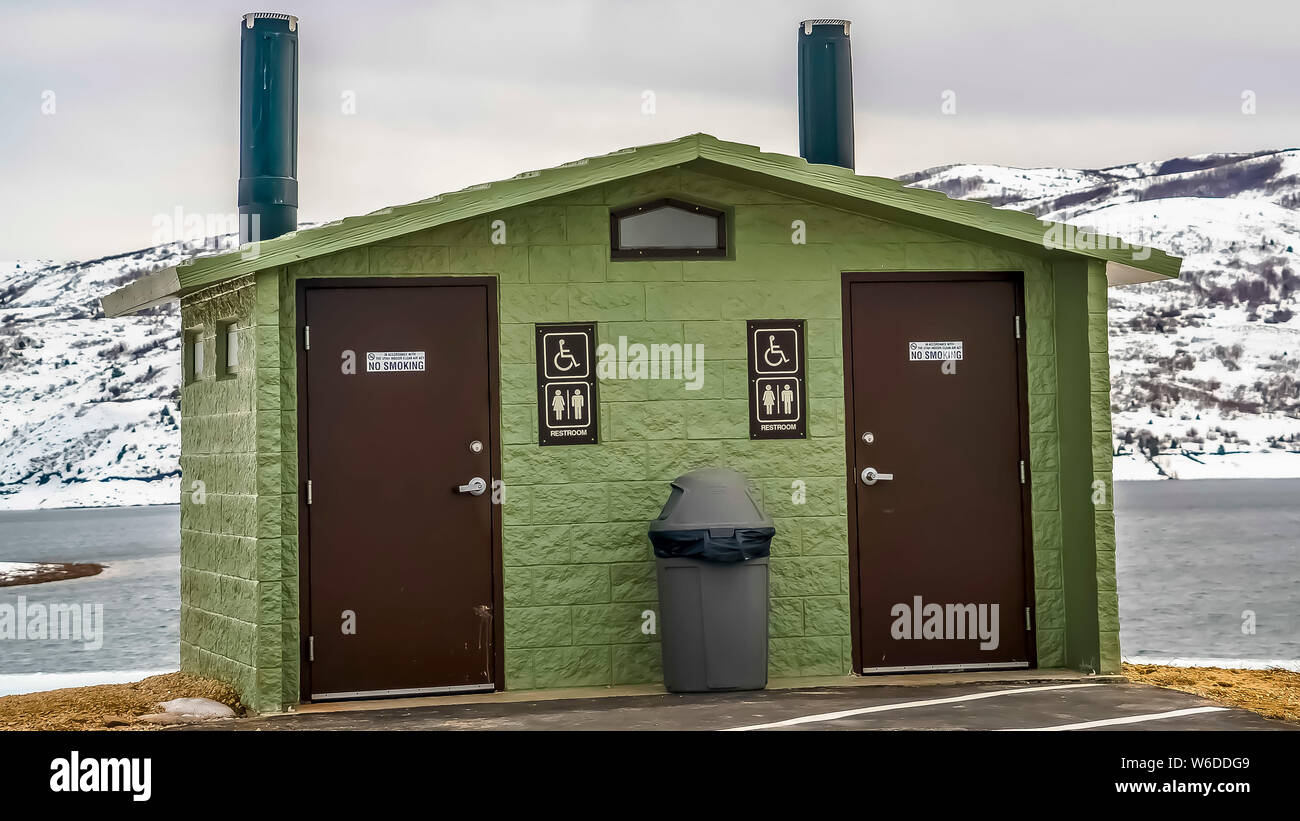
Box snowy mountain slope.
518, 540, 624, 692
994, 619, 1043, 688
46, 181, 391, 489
2, 150, 1298, 509
908, 149, 1300, 479
0, 239, 238, 510
898, 150, 1296, 216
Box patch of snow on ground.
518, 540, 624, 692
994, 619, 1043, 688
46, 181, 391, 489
1152, 450, 1300, 480
1112, 454, 1166, 481
0, 561, 55, 583
0, 669, 177, 697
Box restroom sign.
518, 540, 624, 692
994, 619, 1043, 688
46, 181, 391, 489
536, 323, 598, 446
748, 319, 807, 440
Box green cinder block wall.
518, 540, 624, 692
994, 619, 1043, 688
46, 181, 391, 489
176, 163, 1118, 711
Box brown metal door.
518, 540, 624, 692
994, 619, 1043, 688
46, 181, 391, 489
845, 274, 1033, 672
301, 281, 499, 699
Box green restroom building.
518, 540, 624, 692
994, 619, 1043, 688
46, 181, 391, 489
104, 133, 1180, 711
101, 17, 1179, 712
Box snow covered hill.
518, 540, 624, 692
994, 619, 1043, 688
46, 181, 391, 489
906, 149, 1300, 480
2, 149, 1298, 509
0, 240, 237, 509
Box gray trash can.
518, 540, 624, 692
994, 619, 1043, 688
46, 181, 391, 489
648, 468, 774, 693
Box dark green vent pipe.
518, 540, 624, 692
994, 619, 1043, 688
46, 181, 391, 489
238, 12, 298, 244
796, 19, 854, 170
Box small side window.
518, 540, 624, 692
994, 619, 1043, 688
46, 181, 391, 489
610, 198, 727, 260
185, 330, 205, 384
217, 320, 242, 378
227, 325, 240, 371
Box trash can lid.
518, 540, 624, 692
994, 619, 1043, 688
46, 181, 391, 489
649, 467, 773, 533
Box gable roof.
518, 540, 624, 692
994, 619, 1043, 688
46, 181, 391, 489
102, 133, 1180, 317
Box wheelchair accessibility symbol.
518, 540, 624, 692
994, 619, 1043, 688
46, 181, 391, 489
553, 339, 581, 372
752, 328, 798, 375
542, 332, 590, 380
763, 335, 790, 368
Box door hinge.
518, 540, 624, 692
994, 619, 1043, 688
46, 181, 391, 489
308, 635, 315, 662
1014, 315, 1022, 339
306, 479, 313, 505
1019, 460, 1026, 484
1025, 607, 1033, 631
304, 325, 311, 350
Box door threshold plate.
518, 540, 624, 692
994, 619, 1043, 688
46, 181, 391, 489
862, 661, 1031, 674
311, 683, 495, 700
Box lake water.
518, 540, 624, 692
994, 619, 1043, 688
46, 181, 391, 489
0, 481, 1295, 689
0, 506, 179, 681
1115, 478, 1299, 664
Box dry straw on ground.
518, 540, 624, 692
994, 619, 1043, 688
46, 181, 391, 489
0, 672, 243, 731
1124, 663, 1300, 723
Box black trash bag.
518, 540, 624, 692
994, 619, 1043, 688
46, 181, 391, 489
647, 468, 775, 563
649, 526, 775, 563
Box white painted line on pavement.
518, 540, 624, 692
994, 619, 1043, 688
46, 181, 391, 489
722, 683, 1097, 731
1001, 705, 1229, 731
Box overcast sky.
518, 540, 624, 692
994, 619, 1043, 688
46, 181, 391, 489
2, 0, 1297, 260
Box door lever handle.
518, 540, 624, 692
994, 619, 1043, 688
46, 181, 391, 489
860, 467, 893, 486
457, 477, 487, 496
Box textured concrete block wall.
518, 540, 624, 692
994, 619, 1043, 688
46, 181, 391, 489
1088, 261, 1121, 673
178, 271, 299, 712
1024, 259, 1067, 669
178, 277, 265, 703
248, 165, 1076, 694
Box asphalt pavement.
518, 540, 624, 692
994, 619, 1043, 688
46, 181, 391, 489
191, 681, 1294, 731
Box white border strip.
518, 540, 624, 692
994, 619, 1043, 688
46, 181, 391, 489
722, 683, 1095, 731
1002, 706, 1228, 731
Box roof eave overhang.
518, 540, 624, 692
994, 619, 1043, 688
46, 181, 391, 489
1105, 260, 1177, 286
690, 148, 1182, 284
100, 265, 181, 317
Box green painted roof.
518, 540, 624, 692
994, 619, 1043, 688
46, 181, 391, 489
104, 133, 1180, 314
